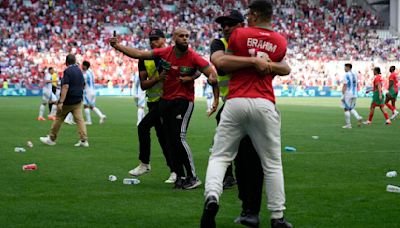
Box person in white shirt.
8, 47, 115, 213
37, 67, 57, 121
341, 63, 362, 128
82, 60, 106, 125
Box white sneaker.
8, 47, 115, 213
342, 125, 352, 129
40, 136, 56, 146
165, 172, 177, 183
363, 120, 371, 125
128, 163, 151, 176
390, 110, 399, 120
85, 121, 92, 125
74, 140, 89, 147
99, 115, 106, 124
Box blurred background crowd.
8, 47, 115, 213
0, 0, 399, 92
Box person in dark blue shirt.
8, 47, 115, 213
40, 54, 89, 147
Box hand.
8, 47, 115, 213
109, 31, 118, 48
254, 57, 272, 75
179, 76, 193, 83
158, 70, 167, 82
57, 103, 63, 112
207, 100, 219, 117
207, 73, 218, 85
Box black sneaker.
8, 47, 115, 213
234, 211, 259, 227
223, 176, 237, 189
173, 177, 185, 189
200, 195, 219, 228
271, 217, 292, 228
182, 176, 202, 190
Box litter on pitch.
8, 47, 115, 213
284, 146, 296, 152
386, 171, 397, 178
311, 136, 319, 139
14, 147, 26, 153
386, 184, 400, 193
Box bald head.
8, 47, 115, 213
173, 28, 190, 52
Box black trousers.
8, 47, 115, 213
137, 101, 171, 171
159, 98, 196, 178
216, 104, 264, 215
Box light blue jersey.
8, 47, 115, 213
84, 69, 95, 91
344, 71, 357, 97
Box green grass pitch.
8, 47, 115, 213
1, 97, 399, 227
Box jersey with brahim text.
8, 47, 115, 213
226, 26, 287, 103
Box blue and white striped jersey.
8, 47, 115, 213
344, 71, 358, 97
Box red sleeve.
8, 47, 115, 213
193, 52, 210, 70
273, 34, 288, 62
226, 29, 239, 53
152, 47, 168, 58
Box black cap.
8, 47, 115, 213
215, 10, 244, 24
149, 29, 165, 39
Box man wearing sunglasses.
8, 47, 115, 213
201, 1, 293, 227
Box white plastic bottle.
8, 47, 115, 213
123, 178, 140, 185
386, 185, 400, 193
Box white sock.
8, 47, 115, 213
84, 108, 92, 123
39, 104, 45, 117
350, 109, 361, 120
207, 98, 212, 112
137, 108, 145, 126
344, 111, 351, 125
92, 107, 104, 118
50, 104, 57, 116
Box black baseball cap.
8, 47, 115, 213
149, 29, 165, 39
215, 10, 244, 24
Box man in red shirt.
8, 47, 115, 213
110, 28, 219, 190
201, 1, 292, 228
363, 67, 391, 125
385, 66, 399, 120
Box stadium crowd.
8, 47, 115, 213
0, 0, 399, 91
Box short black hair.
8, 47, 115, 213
83, 60, 91, 69
390, 66, 396, 72
374, 67, 381, 74
248, 0, 273, 20
48, 67, 53, 72
344, 63, 352, 69
66, 54, 76, 65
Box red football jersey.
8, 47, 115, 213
226, 26, 287, 103
373, 74, 383, 92
152, 46, 210, 101
389, 72, 398, 93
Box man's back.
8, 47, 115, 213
226, 27, 287, 102
344, 71, 357, 97
62, 64, 84, 105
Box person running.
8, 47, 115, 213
385, 66, 399, 120
82, 60, 107, 125
110, 28, 219, 190
363, 67, 391, 125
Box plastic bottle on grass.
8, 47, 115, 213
284, 146, 296, 152
123, 178, 140, 185
386, 185, 400, 193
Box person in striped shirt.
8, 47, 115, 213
341, 63, 362, 129
82, 60, 106, 125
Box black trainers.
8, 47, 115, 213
200, 195, 219, 228
182, 176, 202, 190
234, 211, 259, 227
173, 177, 185, 189
271, 217, 292, 228
223, 176, 237, 189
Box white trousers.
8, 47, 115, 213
205, 98, 286, 213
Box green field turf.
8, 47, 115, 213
1, 97, 399, 228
